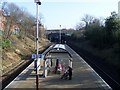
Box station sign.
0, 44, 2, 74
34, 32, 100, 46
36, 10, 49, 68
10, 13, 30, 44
32, 54, 42, 59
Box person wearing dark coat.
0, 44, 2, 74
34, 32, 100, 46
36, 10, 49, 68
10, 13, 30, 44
55, 59, 59, 74
68, 66, 72, 80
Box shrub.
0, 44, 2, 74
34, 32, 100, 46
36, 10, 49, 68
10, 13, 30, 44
0, 39, 11, 48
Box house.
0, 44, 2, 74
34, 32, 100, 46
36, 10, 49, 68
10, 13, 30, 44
0, 10, 20, 35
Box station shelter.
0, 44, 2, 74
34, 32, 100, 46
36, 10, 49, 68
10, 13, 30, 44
39, 44, 73, 77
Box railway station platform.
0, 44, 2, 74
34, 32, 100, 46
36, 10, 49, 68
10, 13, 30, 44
4, 44, 112, 89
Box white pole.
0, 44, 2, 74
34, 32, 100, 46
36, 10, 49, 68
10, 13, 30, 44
36, 2, 39, 75
34, 1, 41, 90
36, 2, 39, 90
59, 25, 61, 43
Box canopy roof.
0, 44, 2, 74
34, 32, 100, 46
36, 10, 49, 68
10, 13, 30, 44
44, 44, 72, 59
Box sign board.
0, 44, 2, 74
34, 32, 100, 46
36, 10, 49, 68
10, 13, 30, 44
32, 54, 42, 59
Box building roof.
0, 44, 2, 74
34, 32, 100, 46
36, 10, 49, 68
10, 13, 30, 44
118, 1, 120, 17
53, 44, 66, 50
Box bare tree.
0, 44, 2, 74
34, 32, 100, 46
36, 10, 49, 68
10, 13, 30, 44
2, 2, 35, 38
76, 22, 85, 30
2, 2, 22, 38
81, 14, 94, 29
2, 2, 44, 40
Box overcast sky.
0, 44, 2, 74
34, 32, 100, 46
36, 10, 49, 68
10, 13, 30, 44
5, 0, 120, 29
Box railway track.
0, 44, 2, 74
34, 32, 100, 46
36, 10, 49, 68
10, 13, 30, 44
1, 57, 33, 90
68, 43, 120, 90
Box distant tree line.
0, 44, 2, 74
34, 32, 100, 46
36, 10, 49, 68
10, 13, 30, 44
69, 12, 120, 73
72, 12, 120, 50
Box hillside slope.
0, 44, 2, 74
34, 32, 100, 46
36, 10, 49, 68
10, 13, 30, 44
1, 35, 50, 76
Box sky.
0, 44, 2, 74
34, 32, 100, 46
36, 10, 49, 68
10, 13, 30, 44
3, 0, 120, 29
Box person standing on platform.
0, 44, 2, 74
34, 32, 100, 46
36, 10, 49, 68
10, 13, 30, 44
68, 66, 72, 80
55, 58, 59, 74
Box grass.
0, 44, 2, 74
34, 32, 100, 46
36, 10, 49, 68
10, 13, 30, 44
2, 35, 50, 75
0, 39, 11, 48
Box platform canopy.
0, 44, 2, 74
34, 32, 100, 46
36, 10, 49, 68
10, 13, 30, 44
53, 44, 66, 50
44, 44, 72, 59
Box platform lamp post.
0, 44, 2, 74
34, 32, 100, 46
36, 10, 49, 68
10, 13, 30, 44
34, 0, 41, 90
59, 25, 61, 44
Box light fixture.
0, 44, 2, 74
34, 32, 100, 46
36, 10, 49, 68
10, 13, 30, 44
34, 0, 41, 5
